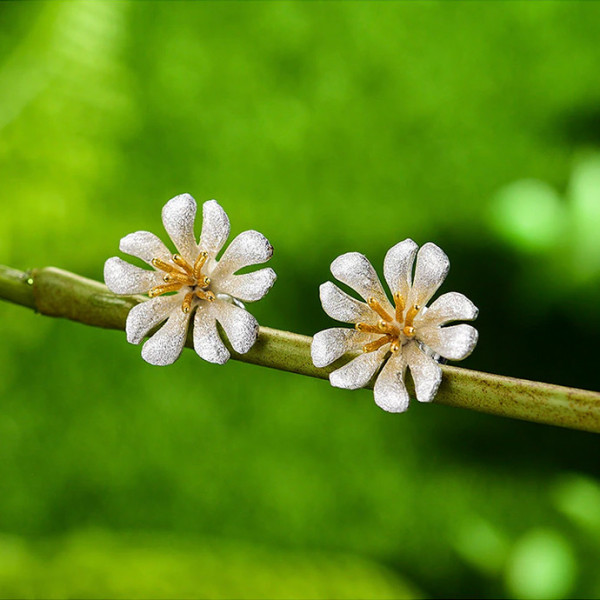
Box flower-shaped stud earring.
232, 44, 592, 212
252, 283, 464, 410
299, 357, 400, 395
104, 194, 276, 366
311, 240, 478, 412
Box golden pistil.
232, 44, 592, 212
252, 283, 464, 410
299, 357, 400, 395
405, 303, 420, 324
356, 323, 383, 334
163, 271, 191, 284
367, 297, 393, 322
193, 251, 209, 279
182, 291, 194, 314
358, 294, 423, 353
149, 251, 214, 311
151, 257, 175, 272
377, 319, 397, 334
402, 303, 421, 338
148, 282, 182, 297
363, 335, 393, 354
393, 292, 405, 323
195, 289, 215, 302
173, 253, 194, 276
356, 320, 398, 335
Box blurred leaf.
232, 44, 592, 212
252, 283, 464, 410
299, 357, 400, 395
453, 515, 509, 576
504, 529, 576, 600
552, 473, 600, 533
0, 531, 421, 600
489, 179, 565, 253
569, 156, 600, 282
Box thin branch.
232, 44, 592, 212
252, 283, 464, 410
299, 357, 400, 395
1, 264, 600, 433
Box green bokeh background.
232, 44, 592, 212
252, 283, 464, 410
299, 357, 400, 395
1, 1, 600, 598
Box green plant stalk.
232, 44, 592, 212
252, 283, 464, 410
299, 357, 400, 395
1, 264, 599, 433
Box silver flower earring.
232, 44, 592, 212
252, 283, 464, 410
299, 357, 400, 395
311, 239, 478, 413
104, 194, 276, 366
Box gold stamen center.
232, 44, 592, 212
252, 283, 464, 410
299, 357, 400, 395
357, 294, 422, 354
149, 252, 214, 312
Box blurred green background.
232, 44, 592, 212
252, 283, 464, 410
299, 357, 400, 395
1, 1, 600, 598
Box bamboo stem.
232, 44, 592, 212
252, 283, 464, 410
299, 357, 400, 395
1, 264, 599, 433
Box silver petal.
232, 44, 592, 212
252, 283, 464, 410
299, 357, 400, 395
104, 257, 163, 295
214, 299, 259, 354
330, 252, 391, 309
410, 242, 450, 307
383, 239, 418, 300
329, 346, 388, 390
373, 350, 410, 413
405, 342, 442, 403
311, 327, 371, 368
215, 268, 277, 302
319, 281, 376, 325
211, 230, 273, 280
161, 193, 199, 265
418, 323, 479, 361
126, 294, 184, 345
415, 291, 478, 329
193, 304, 230, 364
140, 307, 190, 366
199, 199, 230, 258
119, 231, 172, 265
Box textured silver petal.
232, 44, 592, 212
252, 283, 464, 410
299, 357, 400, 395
319, 281, 376, 325
215, 268, 277, 302
410, 242, 450, 307
193, 305, 230, 364
329, 346, 388, 390
104, 257, 163, 295
418, 323, 479, 361
199, 199, 230, 258
210, 230, 274, 280
311, 327, 371, 368
126, 294, 184, 345
119, 231, 172, 265
373, 351, 409, 413
161, 193, 199, 265
383, 239, 418, 299
330, 252, 391, 308
214, 299, 259, 354
140, 307, 190, 366
415, 291, 478, 329
405, 342, 442, 403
